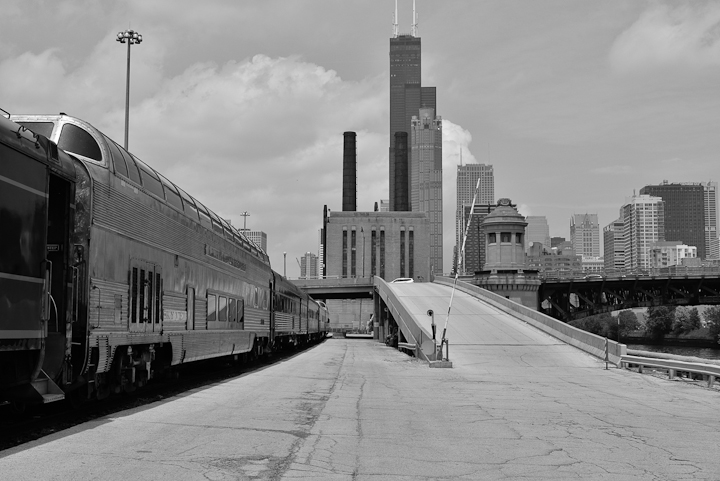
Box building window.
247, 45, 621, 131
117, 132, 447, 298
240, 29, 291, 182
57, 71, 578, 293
501, 232, 511, 243
342, 227, 348, 278
371, 228, 377, 277
400, 228, 406, 278
488, 233, 497, 244
516, 233, 523, 244
351, 227, 357, 277
380, 228, 385, 279
409, 228, 414, 278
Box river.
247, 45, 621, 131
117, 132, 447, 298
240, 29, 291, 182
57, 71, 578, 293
627, 344, 720, 360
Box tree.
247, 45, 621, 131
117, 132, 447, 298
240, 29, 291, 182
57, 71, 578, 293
703, 306, 720, 343
617, 310, 641, 338
644, 306, 675, 340
672, 307, 701, 335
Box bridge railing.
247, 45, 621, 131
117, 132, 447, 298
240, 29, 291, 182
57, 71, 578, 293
376, 277, 437, 361
621, 354, 720, 388
434, 276, 626, 366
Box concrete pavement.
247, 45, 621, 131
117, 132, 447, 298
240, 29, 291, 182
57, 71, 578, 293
0, 334, 719, 480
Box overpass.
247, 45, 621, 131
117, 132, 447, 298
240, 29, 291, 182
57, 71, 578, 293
291, 276, 373, 300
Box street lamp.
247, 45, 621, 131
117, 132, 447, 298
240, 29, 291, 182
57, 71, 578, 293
116, 29, 143, 150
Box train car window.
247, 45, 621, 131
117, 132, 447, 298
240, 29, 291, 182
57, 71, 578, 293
218, 296, 227, 322
238, 299, 245, 327
119, 147, 142, 184
103, 136, 129, 177
133, 156, 166, 200
229, 299, 237, 322
157, 174, 183, 211
207, 293, 217, 322
58, 123, 102, 161
195, 201, 213, 230
16, 121, 54, 139
176, 187, 200, 220
208, 213, 225, 237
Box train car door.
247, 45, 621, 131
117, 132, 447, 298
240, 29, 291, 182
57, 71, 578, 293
42, 173, 75, 379
129, 260, 162, 333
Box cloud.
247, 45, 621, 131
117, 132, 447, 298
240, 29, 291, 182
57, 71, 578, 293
609, 2, 720, 73
590, 165, 633, 175
0, 35, 387, 276
441, 119, 483, 272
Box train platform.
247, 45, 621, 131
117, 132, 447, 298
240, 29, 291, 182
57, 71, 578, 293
1, 334, 719, 479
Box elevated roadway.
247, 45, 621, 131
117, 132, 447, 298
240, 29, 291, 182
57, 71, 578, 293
375, 277, 624, 366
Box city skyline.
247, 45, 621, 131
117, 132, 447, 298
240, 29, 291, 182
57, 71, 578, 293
1, 1, 719, 275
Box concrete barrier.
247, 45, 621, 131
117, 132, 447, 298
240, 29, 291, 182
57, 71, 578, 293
434, 277, 626, 366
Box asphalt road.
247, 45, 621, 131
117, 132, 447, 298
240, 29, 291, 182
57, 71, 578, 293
1, 324, 719, 479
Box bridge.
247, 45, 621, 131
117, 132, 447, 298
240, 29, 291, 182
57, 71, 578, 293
538, 274, 720, 322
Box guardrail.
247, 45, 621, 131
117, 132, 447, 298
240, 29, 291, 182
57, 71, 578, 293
433, 276, 626, 365
376, 277, 437, 361
621, 355, 720, 388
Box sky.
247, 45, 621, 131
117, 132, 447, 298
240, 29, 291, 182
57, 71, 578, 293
1, 0, 719, 276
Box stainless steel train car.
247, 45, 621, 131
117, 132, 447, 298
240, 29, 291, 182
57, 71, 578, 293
2, 112, 328, 406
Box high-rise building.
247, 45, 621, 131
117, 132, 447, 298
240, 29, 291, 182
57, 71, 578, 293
603, 218, 625, 273
525, 216, 551, 252
703, 181, 718, 259
621, 195, 665, 272
241, 230, 267, 253
318, 228, 325, 278
300, 252, 319, 279
389, 6, 436, 211
455, 163, 494, 264
410, 107, 443, 273
649, 242, 697, 269
639, 182, 705, 258
458, 204, 495, 274
570, 213, 600, 258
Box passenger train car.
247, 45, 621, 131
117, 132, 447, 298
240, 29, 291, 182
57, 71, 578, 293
1, 112, 328, 406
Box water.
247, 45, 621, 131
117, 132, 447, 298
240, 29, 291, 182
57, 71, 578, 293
627, 344, 720, 360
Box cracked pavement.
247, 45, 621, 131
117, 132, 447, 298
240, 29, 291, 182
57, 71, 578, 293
1, 293, 719, 480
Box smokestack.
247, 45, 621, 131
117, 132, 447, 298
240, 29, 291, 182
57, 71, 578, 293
393, 132, 409, 211
342, 132, 357, 212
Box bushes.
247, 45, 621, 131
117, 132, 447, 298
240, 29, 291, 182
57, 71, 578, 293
703, 306, 720, 343
568, 310, 639, 340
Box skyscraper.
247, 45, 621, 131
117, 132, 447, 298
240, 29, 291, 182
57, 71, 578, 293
525, 216, 551, 252
639, 182, 705, 258
621, 195, 665, 272
603, 218, 625, 273
389, 2, 436, 211
570, 213, 600, 258
410, 107, 443, 273
703, 181, 718, 259
455, 163, 494, 265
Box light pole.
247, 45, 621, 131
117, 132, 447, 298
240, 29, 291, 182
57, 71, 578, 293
116, 29, 142, 150
283, 252, 286, 278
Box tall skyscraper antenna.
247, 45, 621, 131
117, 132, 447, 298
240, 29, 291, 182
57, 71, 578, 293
411, 0, 418, 37
393, 0, 399, 38
459, 147, 463, 166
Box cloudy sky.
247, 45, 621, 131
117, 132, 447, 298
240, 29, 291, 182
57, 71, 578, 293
2, 0, 719, 275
